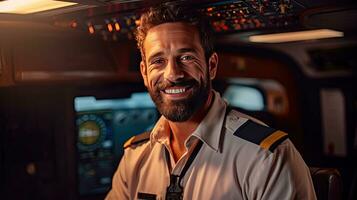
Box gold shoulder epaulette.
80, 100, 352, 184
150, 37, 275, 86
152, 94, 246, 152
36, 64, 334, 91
233, 120, 288, 152
259, 130, 288, 151
123, 131, 151, 149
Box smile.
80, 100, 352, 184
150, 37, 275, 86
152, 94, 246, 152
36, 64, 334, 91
164, 88, 186, 94
161, 86, 193, 100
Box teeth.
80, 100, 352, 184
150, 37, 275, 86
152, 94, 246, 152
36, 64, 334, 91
165, 88, 186, 94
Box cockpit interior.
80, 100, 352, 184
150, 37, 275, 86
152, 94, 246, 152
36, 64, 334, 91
0, 0, 356, 199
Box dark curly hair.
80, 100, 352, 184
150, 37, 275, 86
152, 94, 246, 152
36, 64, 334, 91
135, 3, 215, 63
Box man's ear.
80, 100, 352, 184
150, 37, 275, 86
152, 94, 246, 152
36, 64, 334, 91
140, 61, 149, 87
208, 52, 218, 80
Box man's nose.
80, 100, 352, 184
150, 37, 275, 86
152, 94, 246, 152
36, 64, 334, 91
164, 59, 184, 82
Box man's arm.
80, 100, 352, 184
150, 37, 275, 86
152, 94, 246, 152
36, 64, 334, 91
248, 139, 316, 200
105, 155, 130, 200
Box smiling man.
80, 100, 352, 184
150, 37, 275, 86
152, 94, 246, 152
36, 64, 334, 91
106, 4, 316, 200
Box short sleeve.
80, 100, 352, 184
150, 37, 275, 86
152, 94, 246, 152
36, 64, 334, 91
105, 153, 130, 200
248, 139, 317, 200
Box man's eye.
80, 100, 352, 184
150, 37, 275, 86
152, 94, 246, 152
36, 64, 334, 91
151, 58, 165, 65
180, 55, 194, 61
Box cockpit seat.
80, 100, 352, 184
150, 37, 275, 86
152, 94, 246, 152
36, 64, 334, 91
309, 167, 343, 200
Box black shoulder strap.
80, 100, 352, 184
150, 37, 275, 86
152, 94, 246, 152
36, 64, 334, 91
233, 119, 288, 152
123, 131, 151, 149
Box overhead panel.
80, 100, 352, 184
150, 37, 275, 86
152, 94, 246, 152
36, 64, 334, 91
52, 0, 303, 42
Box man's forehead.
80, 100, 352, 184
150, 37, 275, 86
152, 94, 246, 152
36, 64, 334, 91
143, 22, 201, 54
148, 22, 197, 34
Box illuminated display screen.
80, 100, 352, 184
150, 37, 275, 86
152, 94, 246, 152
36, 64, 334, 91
75, 92, 158, 195
223, 85, 265, 111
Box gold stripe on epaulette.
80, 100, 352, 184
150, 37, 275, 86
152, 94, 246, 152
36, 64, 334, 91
123, 136, 135, 149
260, 130, 288, 150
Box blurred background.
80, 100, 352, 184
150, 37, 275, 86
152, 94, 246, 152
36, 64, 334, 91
0, 0, 356, 199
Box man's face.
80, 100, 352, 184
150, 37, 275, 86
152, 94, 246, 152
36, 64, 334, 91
140, 22, 218, 122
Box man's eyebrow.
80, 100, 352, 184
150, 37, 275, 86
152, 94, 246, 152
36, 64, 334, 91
178, 48, 198, 54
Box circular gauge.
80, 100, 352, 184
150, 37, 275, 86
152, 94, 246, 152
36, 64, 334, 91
77, 114, 107, 151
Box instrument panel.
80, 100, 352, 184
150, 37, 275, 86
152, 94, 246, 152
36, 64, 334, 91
53, 0, 303, 41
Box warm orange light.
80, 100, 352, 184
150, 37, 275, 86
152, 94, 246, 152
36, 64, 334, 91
135, 19, 140, 26
70, 21, 77, 28
0, 0, 78, 14
107, 23, 113, 32
249, 29, 344, 43
114, 22, 120, 31
88, 25, 95, 34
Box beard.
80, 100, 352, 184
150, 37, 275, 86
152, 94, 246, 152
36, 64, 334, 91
147, 74, 211, 122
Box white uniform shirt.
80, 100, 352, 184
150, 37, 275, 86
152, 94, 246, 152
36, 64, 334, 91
106, 91, 316, 200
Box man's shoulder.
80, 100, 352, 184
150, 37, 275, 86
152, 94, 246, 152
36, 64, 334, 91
226, 109, 288, 152
123, 131, 151, 149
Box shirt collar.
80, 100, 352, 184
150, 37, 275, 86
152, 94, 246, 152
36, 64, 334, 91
150, 116, 171, 148
150, 90, 227, 152
190, 90, 227, 152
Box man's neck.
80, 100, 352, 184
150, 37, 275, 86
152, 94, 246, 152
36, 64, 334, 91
168, 91, 214, 161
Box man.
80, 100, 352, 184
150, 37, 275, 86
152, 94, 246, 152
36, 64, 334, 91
106, 3, 316, 200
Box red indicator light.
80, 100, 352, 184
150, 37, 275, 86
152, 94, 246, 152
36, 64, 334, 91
107, 23, 113, 32
88, 26, 95, 34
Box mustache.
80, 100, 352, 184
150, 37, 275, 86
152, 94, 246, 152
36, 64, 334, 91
157, 79, 197, 90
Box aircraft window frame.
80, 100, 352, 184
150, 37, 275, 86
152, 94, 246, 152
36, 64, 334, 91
223, 83, 267, 112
